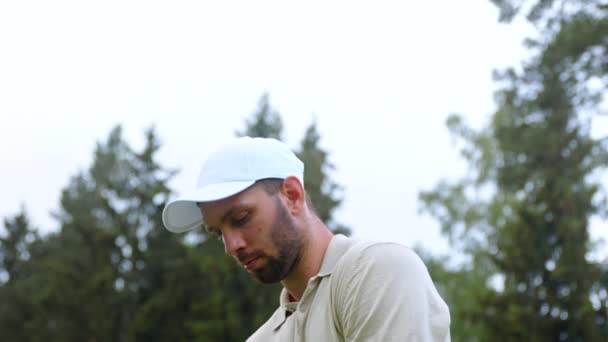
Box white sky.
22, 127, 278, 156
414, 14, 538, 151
0, 0, 606, 259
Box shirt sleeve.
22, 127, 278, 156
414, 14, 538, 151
332, 242, 451, 342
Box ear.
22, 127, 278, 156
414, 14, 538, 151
280, 176, 305, 214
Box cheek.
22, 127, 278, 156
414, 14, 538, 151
246, 206, 278, 243
247, 224, 267, 242
246, 218, 274, 246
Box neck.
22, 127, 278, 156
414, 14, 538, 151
281, 217, 333, 301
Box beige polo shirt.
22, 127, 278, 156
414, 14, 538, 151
247, 235, 451, 341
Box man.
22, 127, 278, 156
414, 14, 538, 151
163, 136, 451, 341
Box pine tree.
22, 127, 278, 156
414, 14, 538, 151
0, 126, 196, 341
0, 209, 39, 342
0, 208, 38, 283
296, 120, 350, 235
236, 92, 283, 140
420, 1, 608, 340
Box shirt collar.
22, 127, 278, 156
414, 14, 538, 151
317, 234, 353, 277
271, 289, 296, 330
271, 234, 354, 331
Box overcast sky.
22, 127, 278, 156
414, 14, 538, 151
1, 0, 606, 260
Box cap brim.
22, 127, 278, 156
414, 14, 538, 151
162, 180, 255, 233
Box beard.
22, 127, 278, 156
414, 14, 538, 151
252, 197, 303, 283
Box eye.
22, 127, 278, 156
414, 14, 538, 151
232, 212, 250, 227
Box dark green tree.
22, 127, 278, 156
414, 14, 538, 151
416, 247, 491, 342
236, 92, 283, 140
296, 119, 351, 235
53, 126, 184, 341
0, 209, 40, 342
0, 126, 201, 341
420, 1, 608, 340
0, 94, 354, 341
0, 208, 38, 283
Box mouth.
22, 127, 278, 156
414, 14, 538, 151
243, 256, 261, 271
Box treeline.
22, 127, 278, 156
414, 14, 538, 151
419, 1, 608, 341
2, 1, 608, 341
0, 95, 349, 341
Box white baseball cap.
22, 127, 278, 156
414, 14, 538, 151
162, 136, 304, 233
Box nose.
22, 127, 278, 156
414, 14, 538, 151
222, 228, 247, 257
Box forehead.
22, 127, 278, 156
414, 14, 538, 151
199, 184, 271, 224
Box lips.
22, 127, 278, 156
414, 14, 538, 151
244, 257, 260, 270
238, 252, 262, 271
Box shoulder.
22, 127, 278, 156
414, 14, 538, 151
335, 239, 427, 278
329, 239, 451, 341
330, 238, 447, 318
330, 238, 438, 309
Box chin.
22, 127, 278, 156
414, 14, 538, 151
253, 268, 285, 284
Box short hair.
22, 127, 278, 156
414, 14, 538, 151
255, 178, 284, 195
255, 178, 317, 215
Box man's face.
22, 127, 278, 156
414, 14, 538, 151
200, 184, 303, 283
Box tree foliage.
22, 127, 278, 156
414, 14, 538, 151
420, 1, 608, 340
0, 93, 350, 340
236, 92, 283, 140
296, 120, 350, 235
0, 208, 38, 283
